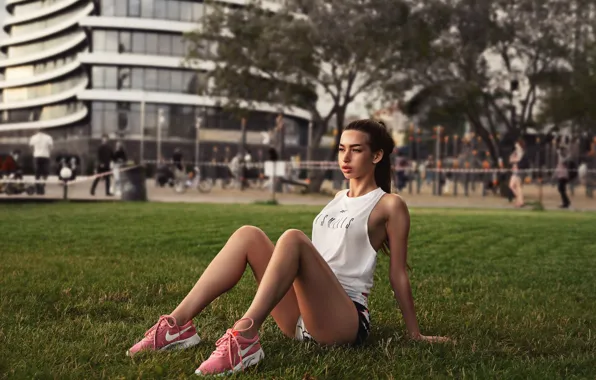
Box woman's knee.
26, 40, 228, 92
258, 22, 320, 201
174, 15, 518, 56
278, 229, 308, 243
236, 225, 263, 235
234, 225, 269, 243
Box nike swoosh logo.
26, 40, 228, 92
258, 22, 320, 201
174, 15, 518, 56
239, 340, 259, 357
165, 326, 192, 342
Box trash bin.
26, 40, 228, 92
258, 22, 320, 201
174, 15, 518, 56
120, 165, 147, 201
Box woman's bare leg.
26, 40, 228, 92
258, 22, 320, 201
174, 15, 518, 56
510, 177, 524, 206
509, 177, 518, 199
236, 229, 360, 346
517, 180, 524, 205
170, 225, 300, 337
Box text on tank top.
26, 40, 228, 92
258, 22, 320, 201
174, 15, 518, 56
311, 187, 386, 308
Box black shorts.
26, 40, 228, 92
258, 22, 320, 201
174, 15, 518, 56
294, 301, 371, 346
352, 301, 371, 346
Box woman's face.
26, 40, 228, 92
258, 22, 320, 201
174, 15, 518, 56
338, 130, 381, 179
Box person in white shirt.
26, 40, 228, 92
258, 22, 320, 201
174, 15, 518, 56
28, 129, 53, 195
127, 119, 450, 375
554, 147, 571, 208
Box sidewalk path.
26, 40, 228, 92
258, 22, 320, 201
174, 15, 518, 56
2, 176, 595, 211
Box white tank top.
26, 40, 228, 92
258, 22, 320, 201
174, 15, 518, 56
311, 187, 386, 308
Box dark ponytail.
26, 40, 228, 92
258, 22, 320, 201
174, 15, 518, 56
374, 124, 394, 194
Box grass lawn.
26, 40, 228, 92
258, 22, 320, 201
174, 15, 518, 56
1, 202, 595, 379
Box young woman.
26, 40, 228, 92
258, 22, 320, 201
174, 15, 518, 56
127, 119, 449, 375
509, 140, 526, 208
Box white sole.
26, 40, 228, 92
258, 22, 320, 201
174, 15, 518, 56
126, 334, 202, 357
195, 348, 265, 376
162, 334, 202, 351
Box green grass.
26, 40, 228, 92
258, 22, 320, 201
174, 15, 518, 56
1, 203, 596, 379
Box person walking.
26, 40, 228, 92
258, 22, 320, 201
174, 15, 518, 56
90, 134, 114, 196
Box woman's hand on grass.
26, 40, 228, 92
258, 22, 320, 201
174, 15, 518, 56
409, 333, 451, 343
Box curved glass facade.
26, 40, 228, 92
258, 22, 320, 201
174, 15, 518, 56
10, 3, 89, 37
7, 29, 83, 58
3, 70, 85, 102
3, 51, 80, 81
1, 100, 85, 123
12, 0, 64, 16
1, 0, 91, 135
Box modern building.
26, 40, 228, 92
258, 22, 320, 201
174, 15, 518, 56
0, 0, 312, 171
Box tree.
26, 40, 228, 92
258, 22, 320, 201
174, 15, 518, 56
400, 0, 582, 165
538, 44, 596, 134
184, 0, 439, 190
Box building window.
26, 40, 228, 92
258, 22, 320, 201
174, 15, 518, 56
118, 67, 131, 89
180, 2, 192, 22
101, 0, 115, 16
158, 34, 171, 55
145, 33, 159, 55
145, 69, 158, 91
171, 71, 183, 93
128, 0, 141, 17
154, 0, 167, 19
140, 0, 154, 18
131, 68, 144, 89
92, 66, 105, 88
95, 30, 203, 59
105, 31, 119, 52
119, 31, 131, 53
192, 2, 204, 22
115, 0, 127, 17
93, 30, 106, 51
103, 102, 118, 135
92, 102, 105, 137
172, 36, 185, 56
144, 104, 157, 132
157, 70, 170, 92
104, 67, 118, 89
132, 32, 145, 54
167, 0, 180, 20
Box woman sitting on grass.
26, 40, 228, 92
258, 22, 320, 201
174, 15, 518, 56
128, 119, 450, 375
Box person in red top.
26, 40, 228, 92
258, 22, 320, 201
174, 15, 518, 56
0, 150, 21, 176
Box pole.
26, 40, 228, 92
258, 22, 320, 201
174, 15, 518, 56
307, 121, 313, 162
240, 118, 247, 190
140, 97, 145, 164
240, 117, 247, 153
416, 135, 421, 194
408, 127, 414, 194
62, 180, 68, 200
271, 162, 277, 202
277, 113, 285, 160
307, 121, 313, 183
157, 108, 164, 164
435, 126, 442, 196
195, 116, 202, 168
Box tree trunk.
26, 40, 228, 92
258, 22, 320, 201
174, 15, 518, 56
307, 107, 346, 193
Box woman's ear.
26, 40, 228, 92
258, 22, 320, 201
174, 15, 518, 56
373, 149, 384, 164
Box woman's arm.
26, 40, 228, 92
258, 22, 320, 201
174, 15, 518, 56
385, 195, 450, 343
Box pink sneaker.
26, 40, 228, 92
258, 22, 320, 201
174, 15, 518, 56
126, 315, 201, 357
195, 318, 265, 376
